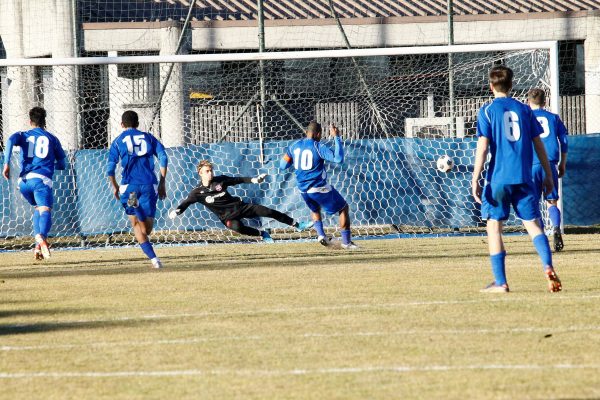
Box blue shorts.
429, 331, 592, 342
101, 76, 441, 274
301, 185, 347, 215
481, 182, 540, 221
19, 177, 53, 208
119, 183, 158, 219
532, 162, 559, 202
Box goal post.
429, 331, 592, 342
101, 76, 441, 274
0, 41, 559, 249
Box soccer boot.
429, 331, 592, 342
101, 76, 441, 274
553, 227, 564, 252
33, 244, 44, 260
341, 241, 359, 250
151, 258, 163, 269
127, 191, 139, 208
317, 235, 331, 247
260, 230, 274, 243
545, 267, 562, 292
480, 282, 509, 293
294, 221, 314, 232
35, 234, 51, 259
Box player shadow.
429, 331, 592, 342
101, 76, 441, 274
0, 308, 98, 319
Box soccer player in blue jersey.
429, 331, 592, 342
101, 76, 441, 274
528, 88, 568, 252
3, 107, 67, 260
280, 122, 357, 249
107, 110, 168, 269
472, 66, 561, 293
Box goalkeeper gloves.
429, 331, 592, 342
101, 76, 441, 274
251, 173, 268, 184
168, 209, 181, 219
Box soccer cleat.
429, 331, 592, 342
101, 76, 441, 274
35, 234, 51, 259
295, 221, 314, 232
260, 230, 274, 243
317, 235, 331, 247
545, 267, 562, 292
341, 241, 359, 250
553, 227, 564, 252
33, 244, 44, 260
480, 282, 510, 293
127, 191, 139, 208
151, 258, 163, 269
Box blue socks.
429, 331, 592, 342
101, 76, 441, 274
140, 241, 157, 260
38, 210, 52, 238
314, 221, 326, 237
341, 229, 351, 245
532, 233, 552, 270
33, 210, 41, 237
490, 251, 507, 286
548, 205, 561, 228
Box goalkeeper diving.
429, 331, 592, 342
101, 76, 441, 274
169, 160, 313, 242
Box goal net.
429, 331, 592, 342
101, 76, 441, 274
0, 42, 558, 249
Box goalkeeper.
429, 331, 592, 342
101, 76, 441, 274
169, 160, 313, 242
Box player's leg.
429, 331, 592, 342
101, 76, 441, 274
124, 184, 162, 268
515, 183, 561, 292
480, 183, 509, 293
31, 179, 54, 259
338, 205, 357, 249
243, 204, 313, 232
544, 163, 563, 251
223, 218, 273, 242
18, 179, 43, 259
300, 193, 328, 244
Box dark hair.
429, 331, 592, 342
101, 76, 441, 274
121, 110, 139, 128
307, 121, 322, 135
29, 107, 47, 128
527, 88, 546, 106
489, 66, 513, 93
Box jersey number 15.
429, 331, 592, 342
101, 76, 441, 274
122, 134, 148, 156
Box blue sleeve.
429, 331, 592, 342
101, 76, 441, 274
154, 138, 168, 168
3, 132, 22, 165
556, 116, 568, 153
529, 109, 543, 138
476, 106, 491, 138
107, 141, 119, 177
318, 137, 344, 164
54, 138, 67, 170
279, 147, 293, 170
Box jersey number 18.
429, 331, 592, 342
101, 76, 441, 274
26, 136, 50, 159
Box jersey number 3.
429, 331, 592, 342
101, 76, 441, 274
293, 148, 313, 170
122, 135, 148, 156
26, 136, 50, 158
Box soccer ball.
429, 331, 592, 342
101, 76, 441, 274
436, 155, 454, 173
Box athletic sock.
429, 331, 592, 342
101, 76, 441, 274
32, 209, 41, 237
140, 241, 157, 260
341, 229, 351, 245
38, 211, 52, 238
314, 221, 326, 237
548, 205, 561, 229
532, 233, 552, 270
490, 251, 507, 286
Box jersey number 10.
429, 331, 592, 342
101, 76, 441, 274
293, 148, 313, 170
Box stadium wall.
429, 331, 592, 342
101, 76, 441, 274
1, 135, 600, 240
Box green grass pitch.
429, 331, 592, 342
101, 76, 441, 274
1, 234, 599, 399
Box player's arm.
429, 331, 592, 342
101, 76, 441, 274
168, 189, 200, 219
153, 138, 169, 200
54, 139, 67, 171
106, 141, 120, 200
471, 136, 489, 205
2, 132, 22, 180
221, 175, 266, 186
533, 136, 554, 195
319, 125, 344, 164
556, 117, 569, 178
279, 151, 293, 170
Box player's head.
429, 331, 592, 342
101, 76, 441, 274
29, 107, 47, 128
197, 159, 214, 184
306, 121, 322, 141
527, 88, 546, 108
121, 110, 140, 129
489, 65, 513, 94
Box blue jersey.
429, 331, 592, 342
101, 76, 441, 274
3, 128, 67, 179
107, 128, 168, 185
531, 109, 568, 164
280, 137, 344, 192
477, 97, 543, 185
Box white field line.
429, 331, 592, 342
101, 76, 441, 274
1, 364, 600, 379
2, 294, 599, 331
2, 325, 600, 352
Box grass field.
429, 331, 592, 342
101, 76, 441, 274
1, 234, 600, 399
